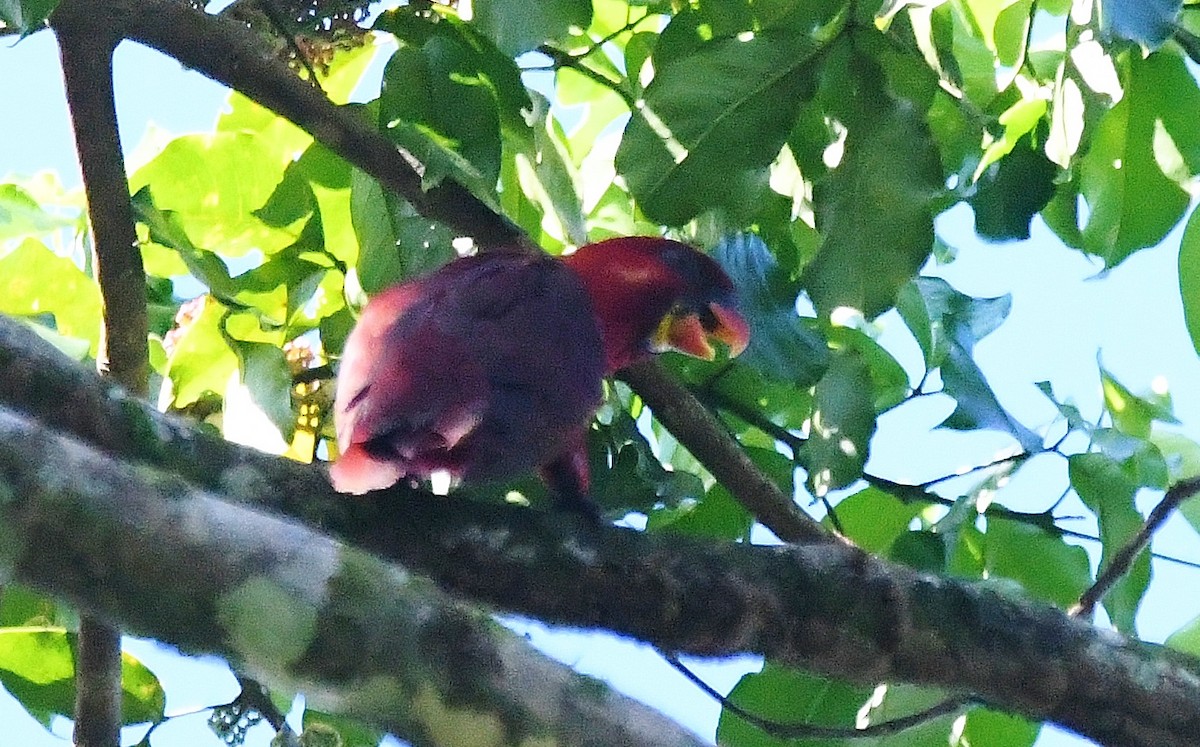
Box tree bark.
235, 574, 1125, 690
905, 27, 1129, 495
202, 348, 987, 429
3, 317, 1200, 747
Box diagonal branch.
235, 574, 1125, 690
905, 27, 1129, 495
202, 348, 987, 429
619, 362, 827, 542
1072, 476, 1200, 618
122, 0, 525, 251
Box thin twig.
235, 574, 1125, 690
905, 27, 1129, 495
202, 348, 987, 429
537, 43, 637, 108
620, 361, 829, 543
1071, 476, 1200, 617
661, 652, 972, 739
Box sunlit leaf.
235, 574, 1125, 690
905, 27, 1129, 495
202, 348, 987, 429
615, 31, 819, 224
803, 350, 876, 497
129, 133, 297, 258
0, 627, 164, 727
0, 238, 101, 354
163, 297, 238, 409
474, 0, 592, 55
0, 183, 75, 240
1101, 366, 1178, 439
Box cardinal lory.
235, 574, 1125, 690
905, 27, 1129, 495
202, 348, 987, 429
330, 237, 749, 512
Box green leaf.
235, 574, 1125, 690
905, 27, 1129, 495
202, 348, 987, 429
1102, 0, 1181, 48
379, 40, 502, 196
960, 708, 1040, 747
969, 134, 1056, 241
132, 187, 236, 299
861, 683, 960, 747
647, 483, 754, 541
0, 238, 101, 355
890, 530, 948, 572
129, 133, 297, 258
163, 297, 238, 409
0, 627, 164, 727
984, 518, 1091, 608
1101, 366, 1179, 439
473, 0, 592, 55
501, 91, 587, 248
712, 234, 829, 387
803, 350, 876, 497
940, 342, 1041, 451
803, 60, 943, 318
1152, 431, 1200, 485
828, 487, 925, 554
1069, 453, 1151, 634
0, 586, 60, 628
1167, 613, 1200, 658
615, 31, 819, 225
0, 0, 57, 34
0, 183, 75, 240
589, 396, 706, 515
1139, 49, 1200, 178
825, 325, 911, 412
1178, 203, 1200, 358
349, 169, 456, 294
229, 340, 295, 440
717, 663, 872, 747
898, 278, 1041, 451
1079, 51, 1189, 266
254, 140, 351, 230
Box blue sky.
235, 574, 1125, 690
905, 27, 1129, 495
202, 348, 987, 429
4, 18, 1200, 747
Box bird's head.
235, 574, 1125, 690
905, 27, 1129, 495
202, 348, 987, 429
563, 237, 750, 372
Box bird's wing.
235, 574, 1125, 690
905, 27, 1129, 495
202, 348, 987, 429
333, 252, 605, 490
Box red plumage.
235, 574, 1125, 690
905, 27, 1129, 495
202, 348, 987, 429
330, 237, 748, 508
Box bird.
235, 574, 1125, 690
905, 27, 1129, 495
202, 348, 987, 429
329, 236, 749, 513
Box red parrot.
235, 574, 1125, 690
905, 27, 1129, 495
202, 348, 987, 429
330, 236, 749, 511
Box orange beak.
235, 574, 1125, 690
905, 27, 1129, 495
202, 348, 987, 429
655, 302, 750, 360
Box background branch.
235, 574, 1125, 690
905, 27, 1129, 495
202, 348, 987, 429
50, 0, 150, 743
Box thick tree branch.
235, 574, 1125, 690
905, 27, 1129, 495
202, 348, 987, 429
51, 1, 150, 743
0, 408, 705, 747
4, 317, 1200, 747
